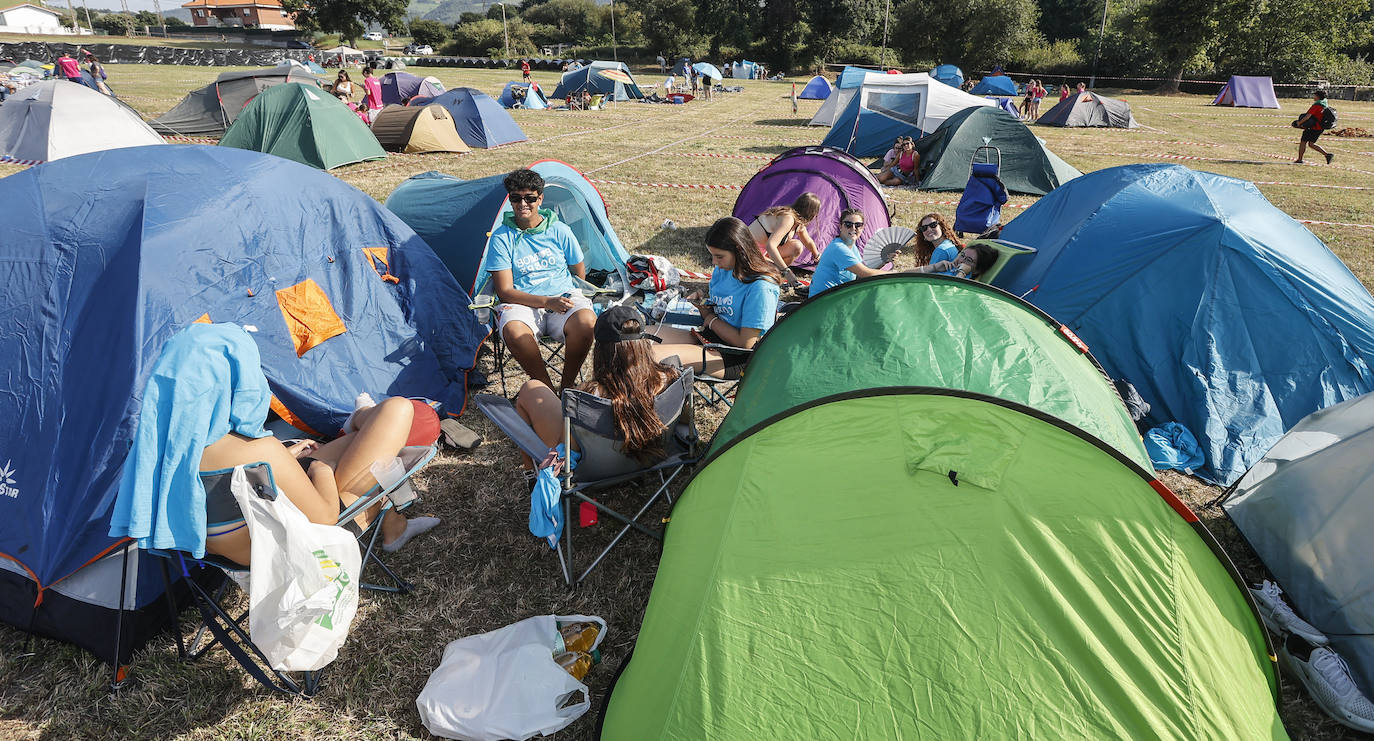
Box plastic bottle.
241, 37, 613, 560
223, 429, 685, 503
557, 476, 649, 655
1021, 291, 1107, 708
554, 650, 593, 680
661, 219, 677, 230
557, 621, 601, 654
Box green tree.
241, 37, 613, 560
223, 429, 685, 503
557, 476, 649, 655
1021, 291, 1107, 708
1213, 0, 1373, 83
98, 12, 137, 35
448, 17, 537, 56
280, 0, 408, 45
164, 15, 190, 27
805, 0, 884, 66
409, 18, 450, 46
1038, 0, 1102, 43
695, 0, 759, 57
625, 0, 698, 56
457, 11, 486, 23
1142, 0, 1227, 91
891, 0, 1040, 71
522, 0, 599, 41
761, 0, 807, 71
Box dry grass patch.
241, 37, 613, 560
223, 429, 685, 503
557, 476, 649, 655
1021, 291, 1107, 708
2, 66, 1373, 739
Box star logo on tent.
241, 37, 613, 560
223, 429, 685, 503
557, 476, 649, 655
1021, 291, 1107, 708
0, 461, 16, 499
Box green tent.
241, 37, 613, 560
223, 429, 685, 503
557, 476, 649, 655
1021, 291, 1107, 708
601, 277, 1285, 740
915, 106, 1081, 195
710, 275, 1150, 469
218, 83, 385, 170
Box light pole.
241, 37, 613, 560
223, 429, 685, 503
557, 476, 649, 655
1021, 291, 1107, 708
495, 1, 509, 59
1089, 0, 1109, 88
879, 0, 891, 69
609, 0, 616, 62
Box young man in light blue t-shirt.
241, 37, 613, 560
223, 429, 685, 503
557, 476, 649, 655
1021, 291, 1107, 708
485, 169, 595, 390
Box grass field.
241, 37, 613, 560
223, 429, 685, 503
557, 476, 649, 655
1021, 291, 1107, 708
2, 63, 1373, 740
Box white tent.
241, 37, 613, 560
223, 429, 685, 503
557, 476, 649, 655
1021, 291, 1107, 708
320, 45, 366, 58
0, 81, 165, 164
819, 72, 995, 156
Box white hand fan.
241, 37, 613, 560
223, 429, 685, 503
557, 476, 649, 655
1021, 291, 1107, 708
861, 226, 915, 269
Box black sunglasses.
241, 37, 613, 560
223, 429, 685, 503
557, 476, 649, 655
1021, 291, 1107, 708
841, 220, 865, 228
509, 193, 540, 204
920, 222, 941, 232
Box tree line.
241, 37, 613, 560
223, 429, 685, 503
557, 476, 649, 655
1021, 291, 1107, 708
297, 0, 1374, 86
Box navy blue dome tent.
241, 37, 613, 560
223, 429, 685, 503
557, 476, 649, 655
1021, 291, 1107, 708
0, 145, 485, 664
798, 75, 831, 99
385, 159, 633, 297
996, 164, 1374, 485
410, 87, 527, 148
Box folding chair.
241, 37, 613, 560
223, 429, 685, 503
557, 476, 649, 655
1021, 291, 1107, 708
470, 276, 631, 396
143, 445, 436, 696
639, 300, 754, 409
473, 371, 700, 585
965, 238, 1037, 285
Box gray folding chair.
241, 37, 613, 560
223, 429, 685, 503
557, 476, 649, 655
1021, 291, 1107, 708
473, 371, 700, 585
639, 301, 753, 408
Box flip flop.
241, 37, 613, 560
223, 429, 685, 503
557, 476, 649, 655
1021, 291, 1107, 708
440, 418, 482, 450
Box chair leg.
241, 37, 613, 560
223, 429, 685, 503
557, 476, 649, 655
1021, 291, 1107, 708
566, 466, 686, 584
357, 506, 414, 594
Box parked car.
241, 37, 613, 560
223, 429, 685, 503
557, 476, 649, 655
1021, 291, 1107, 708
285, 39, 312, 49
414, 45, 434, 55
363, 32, 383, 41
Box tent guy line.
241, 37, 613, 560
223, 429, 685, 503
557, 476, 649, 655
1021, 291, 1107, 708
585, 103, 772, 174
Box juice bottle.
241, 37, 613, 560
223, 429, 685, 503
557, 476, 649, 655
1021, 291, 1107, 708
557, 621, 601, 654
554, 650, 593, 680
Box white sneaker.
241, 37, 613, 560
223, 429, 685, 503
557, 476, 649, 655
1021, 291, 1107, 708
343, 392, 377, 434
1251, 580, 1328, 645
1281, 640, 1374, 733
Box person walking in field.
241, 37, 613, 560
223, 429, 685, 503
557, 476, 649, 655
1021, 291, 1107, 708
1295, 89, 1335, 165
521, 59, 532, 82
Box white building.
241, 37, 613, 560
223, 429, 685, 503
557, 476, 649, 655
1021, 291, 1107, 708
0, 2, 81, 34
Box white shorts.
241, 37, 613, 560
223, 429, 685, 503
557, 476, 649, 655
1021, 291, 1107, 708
497, 294, 594, 341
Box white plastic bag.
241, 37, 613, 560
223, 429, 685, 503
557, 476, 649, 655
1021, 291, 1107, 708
417, 614, 607, 741
230, 465, 362, 672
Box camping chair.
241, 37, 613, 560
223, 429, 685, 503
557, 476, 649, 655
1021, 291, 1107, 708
142, 446, 436, 696
472, 371, 700, 585
471, 276, 631, 396
954, 146, 1008, 237
964, 238, 1037, 285
637, 300, 753, 409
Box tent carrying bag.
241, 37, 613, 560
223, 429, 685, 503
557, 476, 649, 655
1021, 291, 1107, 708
626, 255, 681, 292
231, 465, 362, 672
417, 614, 607, 741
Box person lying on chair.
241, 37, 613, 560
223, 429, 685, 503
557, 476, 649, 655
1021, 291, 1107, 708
650, 217, 781, 378
109, 323, 439, 567
514, 305, 681, 472
486, 168, 596, 392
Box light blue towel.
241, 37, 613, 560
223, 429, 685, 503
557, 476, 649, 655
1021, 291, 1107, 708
530, 444, 581, 548
109, 323, 272, 557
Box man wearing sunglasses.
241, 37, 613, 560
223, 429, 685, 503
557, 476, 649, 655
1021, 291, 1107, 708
484, 168, 596, 391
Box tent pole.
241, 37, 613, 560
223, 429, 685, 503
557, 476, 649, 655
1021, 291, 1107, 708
1089, 0, 1109, 88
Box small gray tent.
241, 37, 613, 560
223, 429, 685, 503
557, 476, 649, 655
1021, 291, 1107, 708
150, 65, 321, 137
1036, 91, 1139, 128
1224, 392, 1374, 696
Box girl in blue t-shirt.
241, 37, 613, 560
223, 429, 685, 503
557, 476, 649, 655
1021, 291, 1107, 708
809, 208, 890, 297
651, 217, 781, 378
903, 212, 962, 275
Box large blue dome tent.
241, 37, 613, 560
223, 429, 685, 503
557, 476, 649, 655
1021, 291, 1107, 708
995, 164, 1374, 485
798, 75, 832, 99
970, 75, 1018, 96
410, 87, 527, 148
0, 145, 486, 664
930, 64, 964, 88
385, 159, 633, 298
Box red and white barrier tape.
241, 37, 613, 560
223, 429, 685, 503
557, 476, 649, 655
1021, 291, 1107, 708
676, 267, 811, 286
663, 152, 773, 161
885, 194, 1033, 209
1074, 151, 1273, 164
162, 135, 219, 144
0, 156, 42, 166
587, 178, 743, 190
1252, 181, 1374, 190
1300, 219, 1374, 230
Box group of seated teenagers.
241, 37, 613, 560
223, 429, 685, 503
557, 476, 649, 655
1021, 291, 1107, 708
113, 169, 1000, 569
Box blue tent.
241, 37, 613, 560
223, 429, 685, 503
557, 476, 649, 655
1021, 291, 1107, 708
931, 64, 964, 88
799, 75, 831, 99
305, 60, 327, 74
970, 75, 1018, 96
988, 96, 1019, 115
550, 61, 644, 101
995, 164, 1374, 485
498, 81, 549, 109
386, 159, 632, 298
821, 73, 994, 157
412, 87, 527, 148
0, 145, 485, 661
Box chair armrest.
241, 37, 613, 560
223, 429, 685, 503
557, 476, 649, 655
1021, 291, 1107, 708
472, 394, 554, 462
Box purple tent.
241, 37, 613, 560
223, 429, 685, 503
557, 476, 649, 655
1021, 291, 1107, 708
1212, 76, 1280, 108
381, 71, 444, 106
732, 146, 891, 269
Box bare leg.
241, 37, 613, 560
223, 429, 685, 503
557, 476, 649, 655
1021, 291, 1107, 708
778, 239, 804, 265
652, 343, 727, 377
1310, 141, 1331, 158
503, 322, 554, 388
1297, 141, 1309, 162
558, 307, 596, 392
312, 397, 412, 538
514, 380, 578, 470
646, 324, 699, 344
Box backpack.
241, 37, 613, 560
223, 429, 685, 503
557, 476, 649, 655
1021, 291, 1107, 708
626, 255, 681, 293
1321, 104, 1337, 131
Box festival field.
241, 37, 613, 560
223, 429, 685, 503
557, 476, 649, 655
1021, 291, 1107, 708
1, 63, 1371, 740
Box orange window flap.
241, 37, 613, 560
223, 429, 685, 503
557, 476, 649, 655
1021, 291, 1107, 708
275, 278, 346, 357
270, 395, 324, 438
362, 246, 390, 272
193, 313, 212, 324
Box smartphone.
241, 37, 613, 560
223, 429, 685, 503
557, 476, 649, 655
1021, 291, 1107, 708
690, 329, 708, 345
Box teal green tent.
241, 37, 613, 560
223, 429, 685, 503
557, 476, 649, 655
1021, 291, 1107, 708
602, 276, 1284, 740
710, 275, 1149, 469
916, 106, 1081, 195
218, 82, 385, 170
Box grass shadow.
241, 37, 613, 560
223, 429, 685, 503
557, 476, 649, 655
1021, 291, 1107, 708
637, 226, 709, 270
742, 145, 792, 155
751, 118, 815, 128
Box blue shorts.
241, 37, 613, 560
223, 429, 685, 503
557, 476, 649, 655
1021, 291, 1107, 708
888, 166, 915, 185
